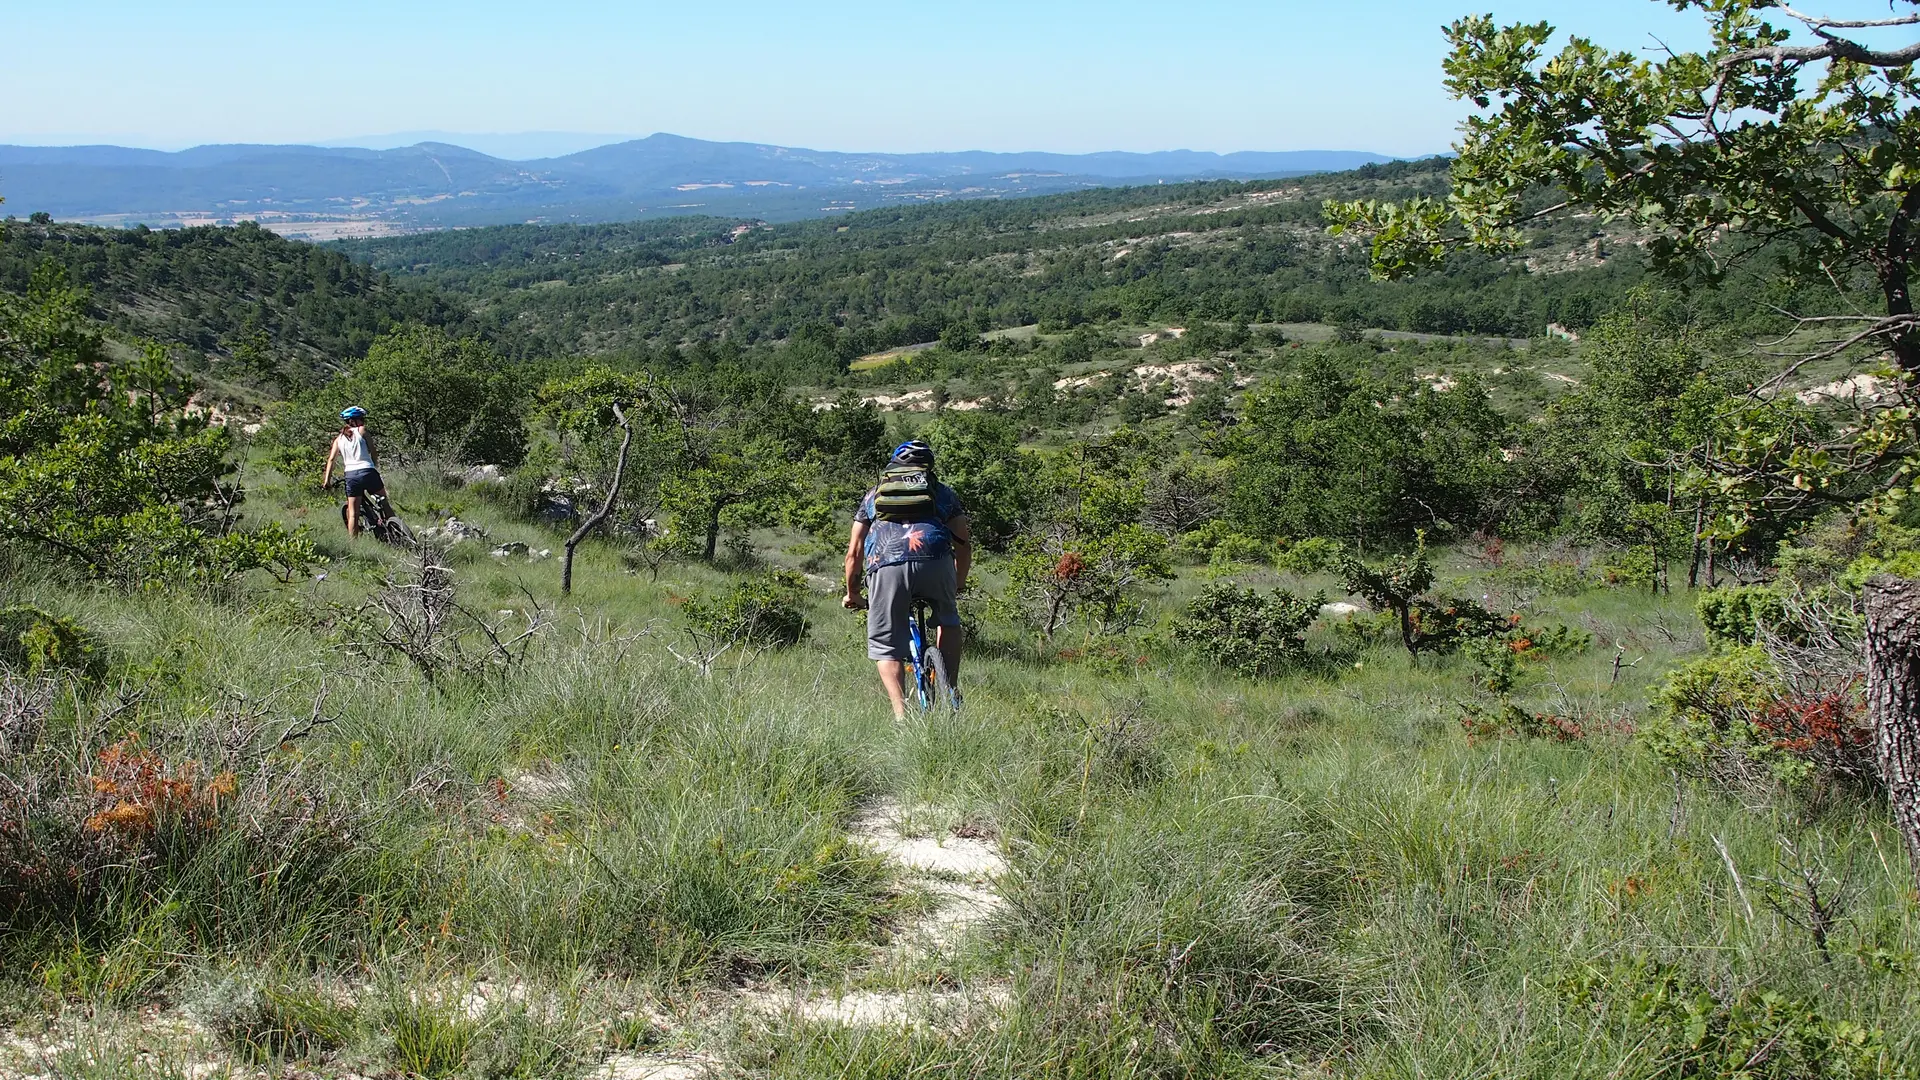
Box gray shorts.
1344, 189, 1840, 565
867, 557, 960, 661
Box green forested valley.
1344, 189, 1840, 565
345, 159, 1833, 364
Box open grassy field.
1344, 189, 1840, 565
1, 461, 1915, 1079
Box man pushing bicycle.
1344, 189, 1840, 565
843, 439, 972, 720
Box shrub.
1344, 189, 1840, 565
1828, 512, 1920, 591
680, 570, 811, 649
1338, 539, 1508, 660
1642, 646, 1876, 793
1459, 700, 1587, 742
1696, 584, 1790, 646
1560, 960, 1898, 1078
1171, 520, 1263, 565
1207, 532, 1270, 572
1601, 546, 1657, 587
1467, 622, 1593, 694
1331, 608, 1400, 649
0, 264, 311, 587
1275, 536, 1346, 574
1173, 583, 1325, 677
0, 606, 103, 680
1003, 524, 1172, 639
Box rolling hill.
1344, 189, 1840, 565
0, 217, 494, 383
0, 133, 1394, 237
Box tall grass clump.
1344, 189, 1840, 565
0, 643, 377, 997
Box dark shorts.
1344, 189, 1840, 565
866, 557, 960, 662
344, 468, 384, 498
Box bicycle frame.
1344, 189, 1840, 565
342, 489, 384, 528
338, 485, 408, 545
905, 600, 935, 712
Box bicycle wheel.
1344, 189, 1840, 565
380, 514, 416, 547
921, 644, 954, 713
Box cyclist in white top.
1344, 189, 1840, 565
320, 406, 388, 538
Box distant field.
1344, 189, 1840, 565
850, 341, 940, 371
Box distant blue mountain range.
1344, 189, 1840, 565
315, 131, 639, 159
0, 133, 1397, 234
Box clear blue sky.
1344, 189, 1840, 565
0, 1, 1888, 156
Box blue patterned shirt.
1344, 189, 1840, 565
855, 482, 966, 574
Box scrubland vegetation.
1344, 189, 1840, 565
4, 459, 1913, 1079
7, 2, 1920, 1076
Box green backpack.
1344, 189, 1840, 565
873, 463, 938, 522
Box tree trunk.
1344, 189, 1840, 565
1044, 587, 1067, 639
1687, 500, 1704, 590
561, 403, 633, 597
704, 506, 722, 562
1865, 575, 1920, 895
1878, 186, 1920, 376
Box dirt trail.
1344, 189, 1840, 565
0, 797, 1010, 1080
595, 798, 1011, 1077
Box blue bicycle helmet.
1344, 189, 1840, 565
340, 406, 368, 421
890, 439, 934, 465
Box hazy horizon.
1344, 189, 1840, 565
0, 129, 1425, 161
0, 0, 1744, 159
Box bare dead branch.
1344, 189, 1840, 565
1714, 835, 1757, 920
277, 684, 342, 748
1776, 5, 1920, 31
356, 543, 546, 685
1759, 835, 1850, 963
1722, 38, 1920, 69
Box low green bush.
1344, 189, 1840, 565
1173, 583, 1324, 677
1696, 584, 1790, 646
1560, 960, 1899, 1079
1275, 536, 1346, 574
1467, 622, 1593, 694
1459, 699, 1587, 741
1206, 532, 1270, 571
0, 605, 103, 679
1170, 520, 1256, 564
680, 570, 811, 648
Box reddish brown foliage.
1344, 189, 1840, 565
1753, 691, 1870, 755
83, 740, 235, 837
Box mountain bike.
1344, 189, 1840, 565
329, 480, 415, 547
905, 598, 955, 714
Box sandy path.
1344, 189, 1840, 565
594, 798, 1011, 1077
